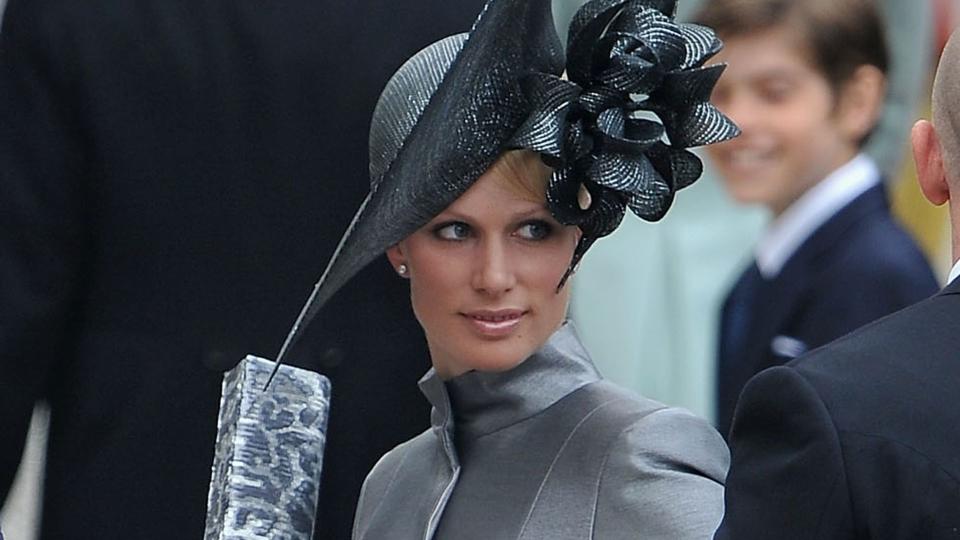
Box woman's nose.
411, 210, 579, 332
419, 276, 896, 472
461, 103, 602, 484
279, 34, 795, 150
471, 239, 516, 295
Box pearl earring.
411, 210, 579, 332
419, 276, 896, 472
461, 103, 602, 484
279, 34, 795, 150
397, 264, 408, 276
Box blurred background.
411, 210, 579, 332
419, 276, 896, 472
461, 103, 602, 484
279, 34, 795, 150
562, 0, 956, 423
2, 0, 958, 538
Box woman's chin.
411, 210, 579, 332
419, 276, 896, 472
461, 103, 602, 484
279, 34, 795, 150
429, 315, 563, 378
470, 354, 529, 374
444, 342, 537, 377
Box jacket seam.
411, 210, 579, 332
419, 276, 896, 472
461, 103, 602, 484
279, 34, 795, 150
791, 372, 858, 537
589, 405, 670, 537
517, 397, 647, 536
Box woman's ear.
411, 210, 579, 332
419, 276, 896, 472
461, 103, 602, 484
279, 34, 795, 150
912, 120, 951, 206
386, 244, 407, 275
836, 64, 886, 143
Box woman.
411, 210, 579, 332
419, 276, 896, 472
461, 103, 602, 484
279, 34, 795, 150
271, 0, 739, 537
358, 150, 729, 539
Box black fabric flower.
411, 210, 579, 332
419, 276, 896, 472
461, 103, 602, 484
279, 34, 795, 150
268, 0, 739, 377
508, 0, 739, 285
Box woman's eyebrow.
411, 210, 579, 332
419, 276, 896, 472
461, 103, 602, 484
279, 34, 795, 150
429, 210, 471, 223
510, 207, 551, 220
432, 204, 549, 223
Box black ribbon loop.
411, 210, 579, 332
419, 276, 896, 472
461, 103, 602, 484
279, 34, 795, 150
510, 0, 740, 286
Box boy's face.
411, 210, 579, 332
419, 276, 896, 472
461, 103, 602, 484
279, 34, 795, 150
706, 26, 863, 215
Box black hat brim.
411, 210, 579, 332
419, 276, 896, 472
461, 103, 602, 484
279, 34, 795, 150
272, 0, 565, 367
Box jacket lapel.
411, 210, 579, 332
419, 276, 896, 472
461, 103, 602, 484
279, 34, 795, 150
748, 184, 890, 364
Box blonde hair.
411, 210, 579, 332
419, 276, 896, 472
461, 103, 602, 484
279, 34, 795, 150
487, 150, 554, 203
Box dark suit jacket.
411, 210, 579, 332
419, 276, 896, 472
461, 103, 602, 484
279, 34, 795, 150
0, 1, 484, 539
716, 276, 960, 539
716, 184, 938, 436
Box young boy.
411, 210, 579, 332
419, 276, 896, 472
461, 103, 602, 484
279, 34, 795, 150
695, 0, 940, 437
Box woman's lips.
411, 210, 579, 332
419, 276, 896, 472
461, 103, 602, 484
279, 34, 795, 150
461, 309, 527, 338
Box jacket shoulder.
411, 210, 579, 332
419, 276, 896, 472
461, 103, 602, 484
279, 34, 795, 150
839, 213, 933, 275
731, 349, 960, 537
791, 289, 956, 378
784, 290, 960, 478
784, 211, 939, 346
592, 401, 728, 539
575, 381, 726, 459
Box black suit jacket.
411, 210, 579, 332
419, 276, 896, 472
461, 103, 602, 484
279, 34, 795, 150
716, 184, 938, 436
0, 1, 484, 539
716, 276, 960, 539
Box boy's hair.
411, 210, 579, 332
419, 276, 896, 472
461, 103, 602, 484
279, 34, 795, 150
692, 0, 889, 90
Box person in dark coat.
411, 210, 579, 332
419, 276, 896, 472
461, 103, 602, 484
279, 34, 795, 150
715, 27, 960, 539
0, 1, 484, 538
694, 0, 939, 437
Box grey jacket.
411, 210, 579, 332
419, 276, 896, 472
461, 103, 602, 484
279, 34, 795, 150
352, 324, 728, 539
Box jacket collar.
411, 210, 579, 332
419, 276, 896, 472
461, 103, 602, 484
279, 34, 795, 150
740, 183, 889, 357
755, 154, 880, 279
774, 182, 889, 284
417, 322, 601, 443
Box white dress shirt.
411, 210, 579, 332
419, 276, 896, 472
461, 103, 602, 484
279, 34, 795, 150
755, 154, 881, 280
948, 259, 960, 285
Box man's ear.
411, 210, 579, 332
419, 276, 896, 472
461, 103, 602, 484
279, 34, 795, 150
385, 243, 406, 271
912, 120, 951, 206
837, 65, 886, 143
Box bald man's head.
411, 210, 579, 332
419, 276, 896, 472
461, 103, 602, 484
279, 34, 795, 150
917, 29, 960, 259
933, 31, 960, 186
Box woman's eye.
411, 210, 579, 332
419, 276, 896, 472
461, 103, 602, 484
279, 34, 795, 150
516, 220, 553, 241
434, 222, 471, 240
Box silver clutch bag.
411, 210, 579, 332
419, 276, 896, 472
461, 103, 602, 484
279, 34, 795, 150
204, 356, 331, 540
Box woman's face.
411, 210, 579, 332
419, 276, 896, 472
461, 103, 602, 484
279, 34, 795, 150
387, 152, 580, 379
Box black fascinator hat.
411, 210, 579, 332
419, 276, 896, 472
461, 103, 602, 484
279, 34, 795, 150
270, 0, 737, 377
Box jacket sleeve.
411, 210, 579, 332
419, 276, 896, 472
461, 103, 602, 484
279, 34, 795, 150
0, 0, 89, 500
594, 407, 729, 540
715, 366, 856, 539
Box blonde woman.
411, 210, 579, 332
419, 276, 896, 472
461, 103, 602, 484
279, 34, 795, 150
272, 0, 739, 537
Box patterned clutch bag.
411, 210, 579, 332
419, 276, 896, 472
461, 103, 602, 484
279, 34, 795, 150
205, 356, 331, 540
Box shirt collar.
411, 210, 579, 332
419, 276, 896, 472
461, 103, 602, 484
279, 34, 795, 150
418, 322, 600, 442
755, 154, 881, 279
948, 259, 960, 285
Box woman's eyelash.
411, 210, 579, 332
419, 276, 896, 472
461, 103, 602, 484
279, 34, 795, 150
516, 219, 554, 240
430, 218, 557, 241
432, 221, 471, 240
